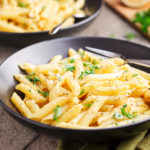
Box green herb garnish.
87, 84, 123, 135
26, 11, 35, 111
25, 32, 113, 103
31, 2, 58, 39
132, 10, 150, 34
125, 32, 137, 40
29, 89, 31, 92
18, 2, 28, 8
80, 89, 85, 95
84, 103, 92, 107
78, 50, 85, 58
121, 104, 137, 119
69, 58, 75, 63
84, 68, 95, 76
115, 122, 119, 126
88, 57, 91, 62
78, 71, 84, 79
63, 64, 75, 72
53, 105, 62, 121
92, 59, 97, 65
113, 112, 124, 120
41, 6, 46, 11
109, 33, 115, 38
26, 73, 40, 85
83, 62, 89, 67
38, 90, 49, 97
132, 74, 138, 77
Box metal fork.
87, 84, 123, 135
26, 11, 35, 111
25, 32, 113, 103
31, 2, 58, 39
85, 46, 150, 70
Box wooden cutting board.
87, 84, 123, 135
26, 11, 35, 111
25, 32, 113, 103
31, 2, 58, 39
105, 0, 150, 39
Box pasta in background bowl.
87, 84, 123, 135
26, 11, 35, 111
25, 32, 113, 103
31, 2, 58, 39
0, 0, 85, 32
1, 37, 150, 141
0, 0, 102, 47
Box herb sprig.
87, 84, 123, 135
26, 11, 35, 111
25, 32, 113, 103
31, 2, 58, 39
121, 104, 137, 119
26, 73, 40, 85
53, 105, 62, 121
38, 90, 49, 97
132, 10, 150, 34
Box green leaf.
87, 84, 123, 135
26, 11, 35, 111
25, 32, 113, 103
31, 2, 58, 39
113, 112, 124, 120
88, 57, 91, 62
78, 50, 85, 58
92, 59, 97, 65
109, 33, 115, 38
80, 89, 85, 95
38, 90, 49, 97
53, 105, 62, 121
132, 10, 150, 34
84, 103, 92, 107
26, 73, 40, 85
115, 122, 119, 126
121, 104, 137, 119
78, 71, 84, 79
69, 58, 75, 63
64, 64, 75, 72
125, 32, 137, 40
18, 1, 28, 8
83, 62, 89, 67
41, 6, 46, 11
132, 74, 138, 77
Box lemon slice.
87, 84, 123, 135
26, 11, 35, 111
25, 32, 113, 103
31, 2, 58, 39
122, 0, 150, 8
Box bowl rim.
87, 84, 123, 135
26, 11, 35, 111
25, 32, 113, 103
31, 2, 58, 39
0, 0, 103, 35
0, 36, 150, 132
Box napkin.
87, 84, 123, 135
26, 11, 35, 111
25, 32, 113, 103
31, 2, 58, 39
57, 129, 150, 150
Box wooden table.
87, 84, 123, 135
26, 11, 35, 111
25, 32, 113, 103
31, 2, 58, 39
0, 4, 150, 150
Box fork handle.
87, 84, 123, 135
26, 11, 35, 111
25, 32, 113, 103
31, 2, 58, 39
127, 59, 150, 72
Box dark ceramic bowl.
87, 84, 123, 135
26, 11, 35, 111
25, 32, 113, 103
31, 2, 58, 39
0, 37, 150, 142
0, 0, 103, 48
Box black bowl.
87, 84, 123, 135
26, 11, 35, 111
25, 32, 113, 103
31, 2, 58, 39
0, 37, 150, 142
0, 0, 103, 48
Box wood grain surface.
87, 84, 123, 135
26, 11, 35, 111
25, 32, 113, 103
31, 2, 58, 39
0, 4, 150, 150
105, 0, 150, 39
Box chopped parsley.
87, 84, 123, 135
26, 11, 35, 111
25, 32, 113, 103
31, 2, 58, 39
26, 73, 40, 85
79, 89, 85, 95
132, 74, 138, 77
18, 2, 28, 8
125, 32, 137, 40
85, 68, 95, 75
38, 90, 49, 97
88, 57, 91, 62
69, 58, 75, 63
78, 71, 84, 79
66, 66, 75, 72
41, 6, 46, 11
78, 50, 85, 58
121, 104, 137, 119
113, 112, 124, 120
83, 62, 88, 67
62, 64, 75, 72
115, 122, 119, 126
29, 89, 31, 92
132, 10, 150, 34
92, 59, 97, 65
84, 103, 92, 107
53, 105, 62, 121
109, 33, 115, 38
